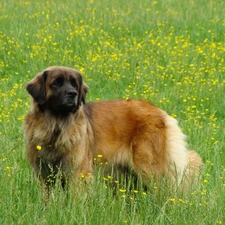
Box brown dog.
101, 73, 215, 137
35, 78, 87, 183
24, 66, 202, 192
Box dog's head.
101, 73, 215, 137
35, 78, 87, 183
26, 66, 89, 114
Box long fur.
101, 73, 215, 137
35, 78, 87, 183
24, 66, 203, 192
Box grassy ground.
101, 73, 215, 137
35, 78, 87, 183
1, 0, 225, 224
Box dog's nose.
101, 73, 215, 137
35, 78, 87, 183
66, 90, 77, 97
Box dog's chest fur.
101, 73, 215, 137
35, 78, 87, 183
24, 107, 87, 164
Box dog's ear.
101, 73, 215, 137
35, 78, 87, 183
26, 71, 48, 105
77, 74, 89, 109
80, 82, 89, 104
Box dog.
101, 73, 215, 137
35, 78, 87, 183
24, 66, 203, 193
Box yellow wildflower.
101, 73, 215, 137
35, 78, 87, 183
36, 145, 42, 151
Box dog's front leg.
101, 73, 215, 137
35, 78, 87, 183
73, 142, 94, 186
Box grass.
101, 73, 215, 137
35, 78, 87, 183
0, 0, 225, 224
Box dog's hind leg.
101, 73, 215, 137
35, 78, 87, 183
131, 129, 168, 189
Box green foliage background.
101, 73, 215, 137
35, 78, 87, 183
0, 0, 225, 224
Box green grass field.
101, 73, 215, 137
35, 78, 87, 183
1, 0, 225, 224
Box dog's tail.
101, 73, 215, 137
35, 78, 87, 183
163, 111, 203, 190
183, 150, 203, 188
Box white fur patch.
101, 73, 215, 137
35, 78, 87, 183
163, 111, 188, 186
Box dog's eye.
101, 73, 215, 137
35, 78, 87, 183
70, 78, 77, 88
51, 76, 64, 87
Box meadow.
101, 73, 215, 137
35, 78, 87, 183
0, 0, 225, 224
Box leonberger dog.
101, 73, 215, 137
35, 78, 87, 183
24, 66, 202, 192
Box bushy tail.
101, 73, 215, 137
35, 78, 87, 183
182, 150, 203, 189
163, 111, 203, 190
